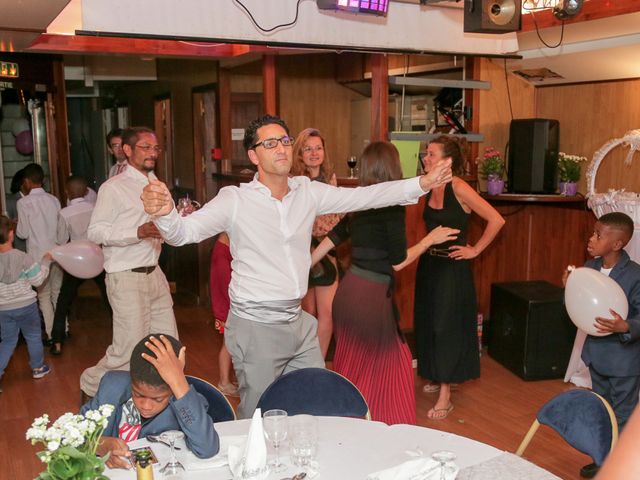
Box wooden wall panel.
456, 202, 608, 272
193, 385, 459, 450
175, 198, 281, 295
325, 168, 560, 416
536, 79, 640, 194
478, 58, 536, 162
278, 54, 360, 177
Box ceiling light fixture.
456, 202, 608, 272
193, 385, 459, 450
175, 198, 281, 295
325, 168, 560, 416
552, 0, 583, 19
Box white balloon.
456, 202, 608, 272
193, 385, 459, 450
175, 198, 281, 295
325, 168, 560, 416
565, 267, 629, 337
12, 118, 30, 136
51, 240, 104, 279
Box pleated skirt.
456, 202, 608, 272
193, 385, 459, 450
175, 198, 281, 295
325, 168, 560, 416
332, 266, 416, 425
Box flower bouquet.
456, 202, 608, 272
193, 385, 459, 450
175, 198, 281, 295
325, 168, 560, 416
558, 152, 587, 195
478, 147, 505, 195
26, 404, 114, 480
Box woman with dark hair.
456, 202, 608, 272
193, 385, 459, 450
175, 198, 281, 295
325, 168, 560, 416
312, 141, 458, 424
292, 128, 341, 358
415, 136, 504, 420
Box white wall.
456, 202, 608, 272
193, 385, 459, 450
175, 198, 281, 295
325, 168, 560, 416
81, 0, 518, 56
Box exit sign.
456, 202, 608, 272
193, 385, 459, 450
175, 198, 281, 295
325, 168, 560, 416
0, 61, 19, 78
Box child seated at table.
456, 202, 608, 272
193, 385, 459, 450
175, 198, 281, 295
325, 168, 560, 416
81, 334, 219, 469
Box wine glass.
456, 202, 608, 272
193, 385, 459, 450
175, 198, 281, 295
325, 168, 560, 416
263, 409, 288, 472
176, 195, 201, 216
431, 450, 456, 480
347, 156, 357, 178
159, 430, 185, 477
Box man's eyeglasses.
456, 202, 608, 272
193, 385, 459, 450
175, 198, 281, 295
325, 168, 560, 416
109, 143, 123, 150
302, 146, 324, 154
251, 136, 294, 150
135, 144, 163, 153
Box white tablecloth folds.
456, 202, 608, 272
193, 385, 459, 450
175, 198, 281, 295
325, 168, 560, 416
458, 452, 561, 480
105, 416, 558, 479
366, 457, 459, 480
228, 408, 268, 479
184, 435, 245, 470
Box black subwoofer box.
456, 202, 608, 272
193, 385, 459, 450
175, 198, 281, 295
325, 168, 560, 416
489, 281, 576, 380
508, 118, 559, 193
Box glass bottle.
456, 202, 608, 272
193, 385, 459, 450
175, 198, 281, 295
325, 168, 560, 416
135, 449, 154, 480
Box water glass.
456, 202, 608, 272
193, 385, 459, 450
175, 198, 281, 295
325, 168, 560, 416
289, 414, 318, 467
431, 450, 456, 480
263, 409, 288, 472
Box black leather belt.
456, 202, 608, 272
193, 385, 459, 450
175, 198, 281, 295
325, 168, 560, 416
426, 247, 452, 258
131, 266, 156, 274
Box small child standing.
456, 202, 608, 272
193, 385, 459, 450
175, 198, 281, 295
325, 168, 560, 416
577, 212, 640, 478
0, 215, 52, 392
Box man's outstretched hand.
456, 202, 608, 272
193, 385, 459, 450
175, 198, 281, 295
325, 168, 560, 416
141, 180, 174, 217
420, 158, 453, 192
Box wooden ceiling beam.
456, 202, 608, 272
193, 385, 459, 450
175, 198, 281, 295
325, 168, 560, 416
521, 0, 640, 32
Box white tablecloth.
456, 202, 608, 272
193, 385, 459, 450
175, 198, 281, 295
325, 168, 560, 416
105, 416, 558, 479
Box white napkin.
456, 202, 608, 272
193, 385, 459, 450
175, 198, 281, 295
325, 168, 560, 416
367, 457, 459, 480
184, 435, 246, 471
228, 409, 269, 480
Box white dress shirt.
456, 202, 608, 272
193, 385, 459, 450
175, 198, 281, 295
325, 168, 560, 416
109, 161, 128, 178
84, 187, 98, 204
16, 187, 61, 261
155, 174, 425, 316
88, 167, 161, 273
57, 197, 94, 243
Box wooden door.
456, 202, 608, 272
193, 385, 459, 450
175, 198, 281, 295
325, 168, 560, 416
153, 96, 174, 185
231, 93, 262, 168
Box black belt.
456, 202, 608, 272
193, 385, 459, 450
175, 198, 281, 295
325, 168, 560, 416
131, 266, 156, 274
426, 247, 452, 258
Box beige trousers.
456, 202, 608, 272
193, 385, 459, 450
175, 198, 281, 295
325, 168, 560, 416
37, 263, 63, 338
80, 267, 177, 396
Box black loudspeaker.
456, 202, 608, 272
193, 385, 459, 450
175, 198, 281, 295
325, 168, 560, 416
464, 0, 522, 34
488, 281, 576, 380
508, 118, 559, 194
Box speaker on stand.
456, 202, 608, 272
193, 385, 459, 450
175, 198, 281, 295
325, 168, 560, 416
464, 0, 522, 34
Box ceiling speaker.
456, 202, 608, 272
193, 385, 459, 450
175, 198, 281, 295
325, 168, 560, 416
464, 0, 522, 34
553, 0, 583, 20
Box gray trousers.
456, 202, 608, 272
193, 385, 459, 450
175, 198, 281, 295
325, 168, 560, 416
590, 367, 640, 430
225, 310, 325, 419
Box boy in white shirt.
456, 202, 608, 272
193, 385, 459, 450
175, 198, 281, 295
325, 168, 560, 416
50, 176, 110, 355
16, 163, 62, 344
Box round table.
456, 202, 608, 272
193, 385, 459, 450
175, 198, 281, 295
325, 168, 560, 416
106, 416, 557, 479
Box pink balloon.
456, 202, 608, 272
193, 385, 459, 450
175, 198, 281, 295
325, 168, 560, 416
15, 130, 34, 155
51, 240, 104, 279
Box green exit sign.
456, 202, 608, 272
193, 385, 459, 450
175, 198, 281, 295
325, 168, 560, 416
0, 61, 19, 78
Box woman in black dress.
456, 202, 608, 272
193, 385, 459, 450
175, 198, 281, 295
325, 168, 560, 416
414, 136, 505, 420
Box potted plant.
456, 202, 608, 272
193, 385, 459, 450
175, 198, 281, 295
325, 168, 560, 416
557, 152, 587, 196
478, 147, 505, 195
26, 404, 114, 480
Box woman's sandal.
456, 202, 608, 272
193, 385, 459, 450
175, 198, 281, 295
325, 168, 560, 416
427, 403, 454, 420
422, 383, 441, 393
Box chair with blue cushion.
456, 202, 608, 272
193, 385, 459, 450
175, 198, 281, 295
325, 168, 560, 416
256, 368, 370, 419
186, 375, 236, 422
516, 389, 618, 467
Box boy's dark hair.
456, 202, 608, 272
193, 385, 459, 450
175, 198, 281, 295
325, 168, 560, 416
599, 212, 634, 243
10, 169, 25, 194
23, 163, 44, 185
0, 215, 14, 244
66, 175, 88, 199
243, 115, 289, 152
106, 128, 124, 146
130, 334, 182, 388
121, 127, 155, 149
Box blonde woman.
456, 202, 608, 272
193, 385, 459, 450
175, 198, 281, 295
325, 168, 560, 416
292, 128, 340, 358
